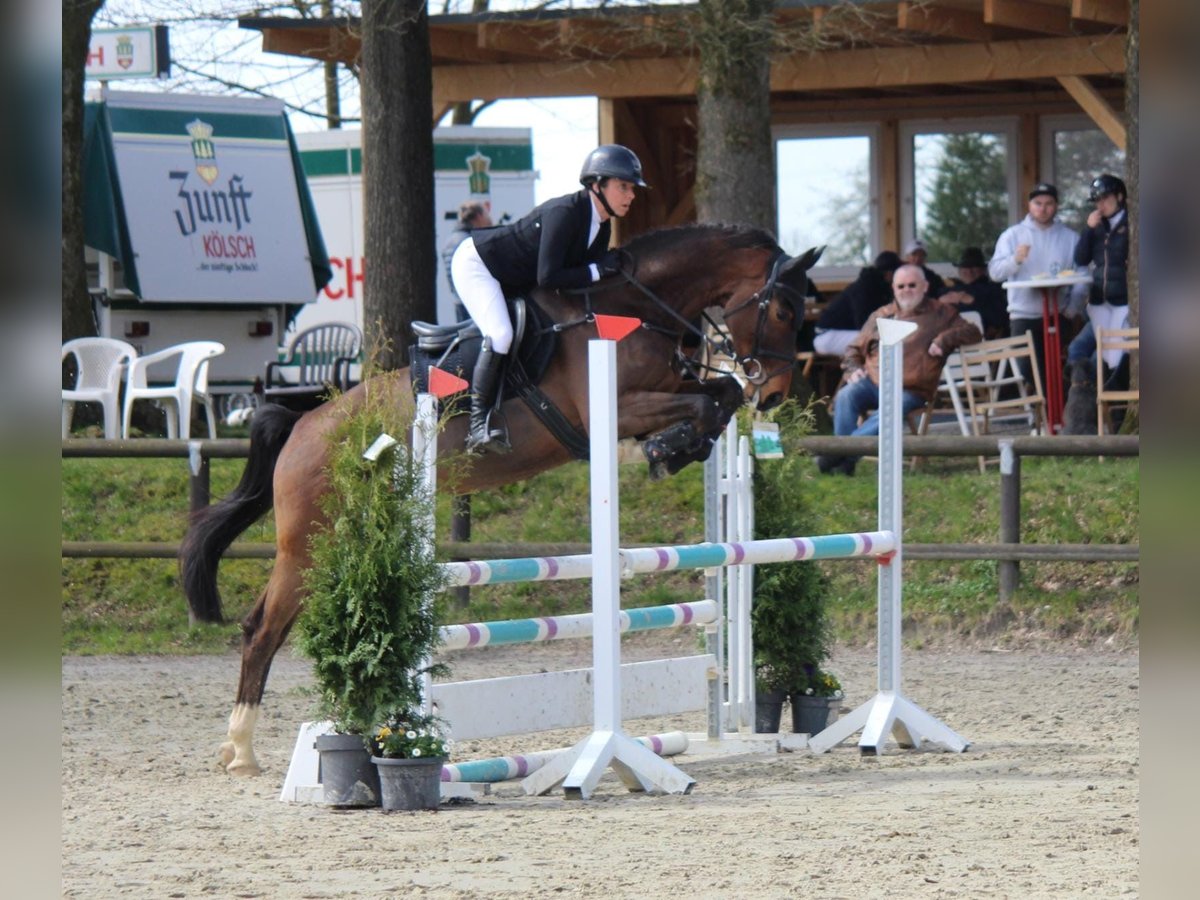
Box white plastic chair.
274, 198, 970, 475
122, 341, 225, 439
62, 337, 137, 440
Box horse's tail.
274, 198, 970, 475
179, 405, 303, 624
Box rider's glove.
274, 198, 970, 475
598, 250, 623, 278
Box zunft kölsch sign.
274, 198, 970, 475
85, 91, 327, 305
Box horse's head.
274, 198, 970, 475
720, 244, 824, 411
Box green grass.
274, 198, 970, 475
61, 452, 1138, 654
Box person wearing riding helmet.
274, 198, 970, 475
1067, 173, 1130, 379
450, 143, 648, 453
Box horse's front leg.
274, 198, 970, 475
616, 380, 742, 479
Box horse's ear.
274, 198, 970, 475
779, 246, 824, 278
783, 245, 825, 274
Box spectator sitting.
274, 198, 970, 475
903, 238, 947, 297
1067, 173, 1130, 387
988, 182, 1088, 388
815, 264, 981, 476
813, 250, 902, 358
939, 246, 1009, 338
441, 200, 494, 322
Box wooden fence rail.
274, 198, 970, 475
62, 435, 1139, 604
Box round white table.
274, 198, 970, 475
1001, 273, 1091, 434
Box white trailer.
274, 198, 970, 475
83, 89, 331, 407
293, 126, 537, 333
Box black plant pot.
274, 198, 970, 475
754, 689, 787, 733
315, 733, 381, 808
789, 694, 841, 736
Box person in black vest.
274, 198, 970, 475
450, 144, 648, 453
813, 251, 902, 358
939, 246, 1009, 338
902, 238, 948, 298
1067, 173, 1130, 381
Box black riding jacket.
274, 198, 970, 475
472, 190, 610, 296
1073, 210, 1129, 306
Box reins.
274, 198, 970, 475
552, 248, 799, 385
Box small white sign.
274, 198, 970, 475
752, 421, 783, 459
87, 27, 163, 80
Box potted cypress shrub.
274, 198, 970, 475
296, 391, 449, 808
749, 404, 842, 735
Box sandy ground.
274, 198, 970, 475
62, 633, 1139, 899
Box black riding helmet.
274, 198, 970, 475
579, 144, 649, 188
1088, 173, 1127, 202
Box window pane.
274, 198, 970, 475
1051, 129, 1125, 231
913, 130, 1010, 261
777, 136, 871, 266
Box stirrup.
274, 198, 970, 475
466, 411, 510, 454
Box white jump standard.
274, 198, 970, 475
522, 338, 696, 799
807, 317, 970, 755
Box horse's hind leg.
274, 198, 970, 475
219, 553, 304, 776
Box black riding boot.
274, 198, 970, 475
466, 339, 510, 454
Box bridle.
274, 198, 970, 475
557, 249, 802, 386
718, 252, 805, 386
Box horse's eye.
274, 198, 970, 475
774, 302, 793, 322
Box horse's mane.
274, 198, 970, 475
623, 222, 780, 259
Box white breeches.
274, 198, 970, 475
1087, 303, 1130, 370
450, 237, 514, 354
814, 329, 859, 358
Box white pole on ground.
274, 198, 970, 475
807, 318, 970, 756
522, 339, 696, 799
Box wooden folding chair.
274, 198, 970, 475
1096, 326, 1138, 435
956, 333, 1047, 472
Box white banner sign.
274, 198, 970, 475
87, 27, 164, 80
106, 92, 317, 304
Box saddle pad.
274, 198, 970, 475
409, 297, 558, 400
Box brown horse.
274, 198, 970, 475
181, 223, 819, 775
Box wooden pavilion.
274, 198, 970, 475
240, 0, 1129, 257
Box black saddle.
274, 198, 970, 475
409, 298, 557, 397
409, 297, 589, 458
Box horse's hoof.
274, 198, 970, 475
226, 760, 263, 777
218, 741, 236, 768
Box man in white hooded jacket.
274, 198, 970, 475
989, 182, 1088, 388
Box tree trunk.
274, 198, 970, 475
360, 0, 436, 371
694, 0, 777, 231
62, 0, 105, 342
321, 0, 341, 128
1124, 0, 1138, 395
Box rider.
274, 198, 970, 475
450, 144, 648, 453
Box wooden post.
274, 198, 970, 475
187, 442, 210, 515
450, 494, 472, 609
998, 439, 1020, 603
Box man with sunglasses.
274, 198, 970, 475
816, 265, 981, 476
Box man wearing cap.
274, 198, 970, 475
988, 182, 1088, 387
902, 238, 947, 297
940, 246, 1009, 338
442, 200, 494, 322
